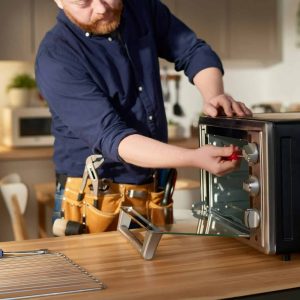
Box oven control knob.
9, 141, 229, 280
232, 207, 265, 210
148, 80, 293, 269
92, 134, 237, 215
244, 209, 260, 229
242, 143, 259, 165
243, 176, 260, 196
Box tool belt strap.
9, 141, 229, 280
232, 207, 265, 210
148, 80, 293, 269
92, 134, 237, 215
64, 177, 156, 199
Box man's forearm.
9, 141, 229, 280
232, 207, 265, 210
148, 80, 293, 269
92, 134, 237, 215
193, 67, 224, 102
118, 134, 194, 169
118, 134, 241, 177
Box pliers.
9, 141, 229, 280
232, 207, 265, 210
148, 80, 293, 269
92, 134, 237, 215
78, 154, 104, 208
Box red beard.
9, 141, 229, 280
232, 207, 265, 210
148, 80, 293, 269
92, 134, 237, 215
65, 1, 123, 35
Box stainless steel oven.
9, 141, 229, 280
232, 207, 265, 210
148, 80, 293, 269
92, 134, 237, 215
199, 113, 300, 255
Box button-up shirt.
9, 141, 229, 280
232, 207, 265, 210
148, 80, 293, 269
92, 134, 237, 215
35, 0, 223, 184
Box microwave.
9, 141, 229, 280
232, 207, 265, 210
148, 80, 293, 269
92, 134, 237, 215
1, 107, 54, 147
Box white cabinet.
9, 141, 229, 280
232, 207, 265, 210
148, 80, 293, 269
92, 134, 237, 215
0, 0, 58, 61
162, 0, 281, 65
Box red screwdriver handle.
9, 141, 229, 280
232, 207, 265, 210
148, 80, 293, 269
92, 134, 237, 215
224, 151, 242, 161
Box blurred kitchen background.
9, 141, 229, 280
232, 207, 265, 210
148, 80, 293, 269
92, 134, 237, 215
0, 0, 299, 241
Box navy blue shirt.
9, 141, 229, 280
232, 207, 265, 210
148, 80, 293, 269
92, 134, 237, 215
35, 0, 223, 184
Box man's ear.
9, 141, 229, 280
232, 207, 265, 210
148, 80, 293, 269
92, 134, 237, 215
54, 0, 64, 9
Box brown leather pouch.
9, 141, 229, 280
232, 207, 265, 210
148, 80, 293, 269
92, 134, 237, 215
62, 178, 122, 233
148, 191, 174, 226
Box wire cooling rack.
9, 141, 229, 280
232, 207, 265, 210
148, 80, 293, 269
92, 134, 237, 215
0, 251, 105, 299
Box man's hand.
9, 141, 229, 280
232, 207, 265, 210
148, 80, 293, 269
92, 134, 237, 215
203, 94, 252, 117
194, 144, 241, 176
193, 68, 252, 118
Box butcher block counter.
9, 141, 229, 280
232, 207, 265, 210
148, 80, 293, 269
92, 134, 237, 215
2, 232, 300, 299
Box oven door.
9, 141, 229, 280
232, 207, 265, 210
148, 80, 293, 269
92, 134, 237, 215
197, 133, 251, 237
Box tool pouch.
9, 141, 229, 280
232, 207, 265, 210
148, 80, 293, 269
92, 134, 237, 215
62, 178, 122, 233
61, 178, 174, 234
148, 191, 174, 226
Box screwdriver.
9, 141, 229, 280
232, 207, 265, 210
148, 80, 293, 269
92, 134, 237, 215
0, 249, 48, 258
224, 152, 243, 161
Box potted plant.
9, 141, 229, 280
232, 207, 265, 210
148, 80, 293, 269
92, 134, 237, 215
7, 73, 36, 107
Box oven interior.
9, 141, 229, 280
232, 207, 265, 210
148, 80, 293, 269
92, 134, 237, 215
197, 125, 257, 238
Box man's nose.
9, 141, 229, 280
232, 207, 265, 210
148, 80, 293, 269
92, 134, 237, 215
92, 0, 108, 14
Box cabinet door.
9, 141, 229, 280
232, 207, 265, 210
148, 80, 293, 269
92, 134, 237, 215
228, 0, 280, 61
175, 0, 229, 59
34, 0, 59, 53
161, 0, 280, 65
0, 0, 32, 60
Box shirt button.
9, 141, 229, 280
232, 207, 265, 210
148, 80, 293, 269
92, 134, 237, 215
85, 32, 90, 37
108, 37, 113, 42
138, 86, 143, 92
148, 115, 153, 121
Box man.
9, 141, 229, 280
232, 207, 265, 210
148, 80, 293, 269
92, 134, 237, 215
35, 0, 251, 229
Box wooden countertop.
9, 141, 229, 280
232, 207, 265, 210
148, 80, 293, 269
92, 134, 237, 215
2, 232, 300, 299
0, 138, 198, 161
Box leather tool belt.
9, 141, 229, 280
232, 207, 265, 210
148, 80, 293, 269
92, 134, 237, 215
61, 177, 173, 233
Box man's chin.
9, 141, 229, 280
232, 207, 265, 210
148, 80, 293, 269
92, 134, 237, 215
64, 9, 121, 35
92, 21, 120, 35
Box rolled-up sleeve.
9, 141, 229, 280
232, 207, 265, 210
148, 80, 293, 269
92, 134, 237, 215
35, 47, 137, 162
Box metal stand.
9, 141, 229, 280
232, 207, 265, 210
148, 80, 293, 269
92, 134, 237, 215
117, 207, 162, 260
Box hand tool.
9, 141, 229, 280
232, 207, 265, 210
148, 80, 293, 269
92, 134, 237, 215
0, 249, 48, 258
223, 151, 243, 161
86, 154, 104, 208
78, 154, 104, 207
52, 219, 86, 236
161, 168, 177, 206
160, 169, 177, 225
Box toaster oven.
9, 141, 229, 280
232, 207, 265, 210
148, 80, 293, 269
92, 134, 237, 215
199, 113, 300, 256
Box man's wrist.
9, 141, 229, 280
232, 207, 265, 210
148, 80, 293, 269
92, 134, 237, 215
203, 93, 225, 104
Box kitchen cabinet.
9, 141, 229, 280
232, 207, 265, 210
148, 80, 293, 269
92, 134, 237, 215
228, 0, 280, 62
0, 0, 58, 61
162, 0, 281, 65
33, 0, 59, 54
169, 0, 229, 59
0, 0, 32, 61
